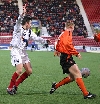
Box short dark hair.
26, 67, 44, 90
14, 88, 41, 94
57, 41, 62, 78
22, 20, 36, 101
22, 16, 32, 25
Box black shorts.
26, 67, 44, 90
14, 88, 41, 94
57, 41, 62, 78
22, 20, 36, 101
60, 53, 76, 74
32, 45, 34, 48
45, 44, 48, 48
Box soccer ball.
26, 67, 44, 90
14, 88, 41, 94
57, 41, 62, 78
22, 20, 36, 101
81, 68, 90, 78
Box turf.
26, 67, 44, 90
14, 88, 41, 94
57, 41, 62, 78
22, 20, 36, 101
0, 50, 100, 104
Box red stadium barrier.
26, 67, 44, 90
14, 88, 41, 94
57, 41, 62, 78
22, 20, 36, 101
0, 33, 12, 36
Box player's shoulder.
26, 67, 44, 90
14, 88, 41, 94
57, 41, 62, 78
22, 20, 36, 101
58, 31, 65, 37
61, 30, 65, 34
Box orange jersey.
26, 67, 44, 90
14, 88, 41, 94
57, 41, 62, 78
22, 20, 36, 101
95, 33, 100, 42
56, 30, 79, 56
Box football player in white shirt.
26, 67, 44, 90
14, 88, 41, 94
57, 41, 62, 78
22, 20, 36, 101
7, 5, 45, 95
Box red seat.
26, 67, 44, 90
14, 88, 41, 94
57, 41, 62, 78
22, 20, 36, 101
81, 0, 100, 23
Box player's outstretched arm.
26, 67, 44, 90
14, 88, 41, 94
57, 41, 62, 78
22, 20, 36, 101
14, 4, 27, 31
16, 4, 26, 25
30, 31, 47, 44
21, 4, 26, 17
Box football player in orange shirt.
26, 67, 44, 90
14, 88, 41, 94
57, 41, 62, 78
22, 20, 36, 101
50, 21, 96, 99
94, 33, 100, 42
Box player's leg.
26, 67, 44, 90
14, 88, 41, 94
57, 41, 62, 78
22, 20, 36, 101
7, 50, 23, 95
23, 62, 32, 75
15, 61, 32, 87
69, 64, 96, 99
69, 64, 88, 95
50, 54, 75, 94
46, 44, 49, 51
7, 64, 23, 95
31, 45, 34, 52
54, 73, 74, 88
50, 73, 74, 94
13, 62, 32, 94
31, 47, 33, 52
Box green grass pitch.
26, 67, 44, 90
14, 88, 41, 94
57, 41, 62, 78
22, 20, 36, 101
0, 50, 100, 104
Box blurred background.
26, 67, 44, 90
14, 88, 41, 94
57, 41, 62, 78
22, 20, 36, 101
0, 0, 100, 51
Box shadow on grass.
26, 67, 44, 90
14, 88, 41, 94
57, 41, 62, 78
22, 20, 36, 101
20, 90, 81, 96
0, 87, 81, 96
0, 88, 9, 95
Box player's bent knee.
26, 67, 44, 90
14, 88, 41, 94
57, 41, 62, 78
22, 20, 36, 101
16, 70, 23, 75
27, 68, 32, 75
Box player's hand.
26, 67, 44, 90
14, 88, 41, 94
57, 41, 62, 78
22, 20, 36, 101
77, 53, 81, 59
54, 50, 60, 57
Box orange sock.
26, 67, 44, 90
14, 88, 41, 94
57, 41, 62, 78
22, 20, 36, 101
76, 78, 88, 96
55, 77, 72, 89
